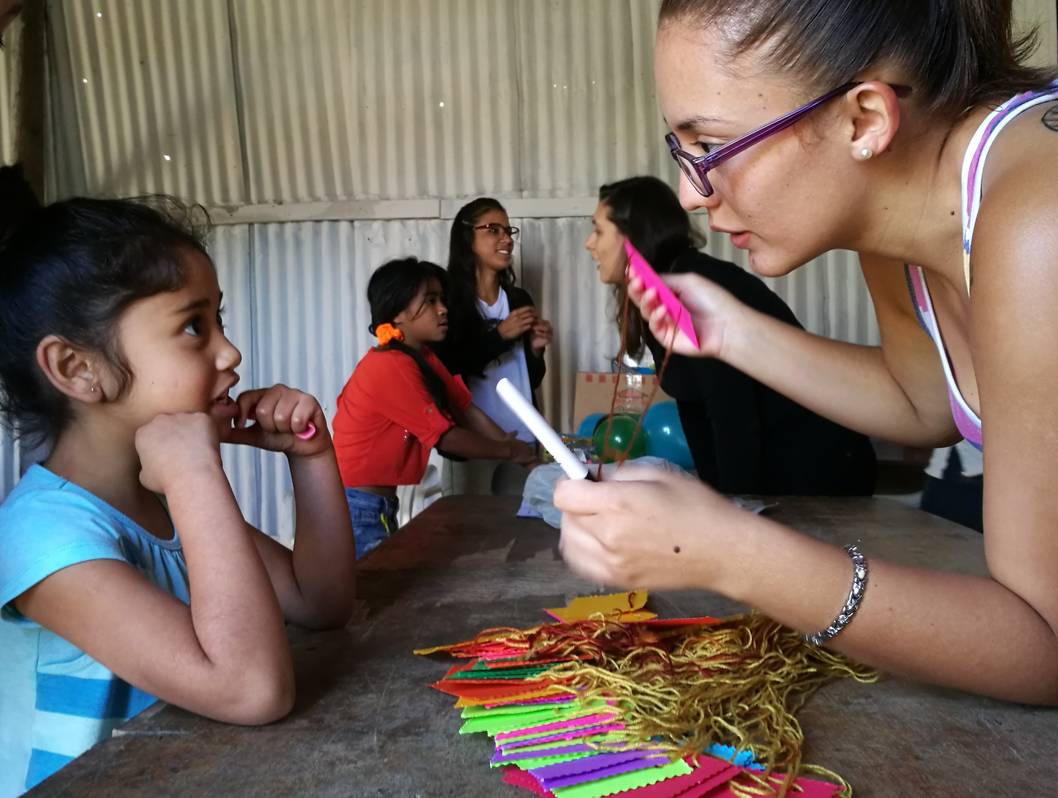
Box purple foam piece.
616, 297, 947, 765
530, 750, 663, 781
539, 753, 671, 790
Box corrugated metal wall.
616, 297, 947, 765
1, 17, 22, 501
211, 218, 451, 533
0, 0, 1053, 534
1016, 0, 1058, 67
47, 0, 244, 201
0, 18, 16, 161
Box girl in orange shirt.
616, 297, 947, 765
332, 258, 536, 557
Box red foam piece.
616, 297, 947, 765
431, 678, 559, 700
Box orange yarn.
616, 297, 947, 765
375, 323, 405, 346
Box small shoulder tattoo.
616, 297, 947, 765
1042, 106, 1058, 133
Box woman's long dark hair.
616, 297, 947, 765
367, 257, 450, 414
445, 197, 517, 373
599, 176, 698, 357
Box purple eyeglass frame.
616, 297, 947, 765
666, 82, 913, 197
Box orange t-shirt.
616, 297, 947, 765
332, 347, 473, 487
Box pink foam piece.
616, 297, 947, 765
476, 647, 527, 660
499, 723, 625, 751
501, 766, 557, 797
295, 421, 317, 441
616, 756, 737, 798
704, 770, 842, 798
495, 713, 619, 742
485, 695, 573, 709
625, 239, 700, 350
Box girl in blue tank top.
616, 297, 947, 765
0, 167, 357, 794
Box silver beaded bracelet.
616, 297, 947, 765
803, 544, 869, 646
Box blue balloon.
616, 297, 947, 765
643, 401, 694, 470
575, 412, 606, 438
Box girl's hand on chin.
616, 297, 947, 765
136, 413, 223, 493
553, 464, 745, 591
226, 385, 331, 457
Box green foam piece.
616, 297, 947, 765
460, 698, 599, 721
551, 758, 693, 798
460, 714, 551, 735
461, 703, 563, 719
459, 703, 606, 735
446, 668, 553, 680
459, 698, 617, 737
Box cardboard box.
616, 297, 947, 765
572, 371, 672, 427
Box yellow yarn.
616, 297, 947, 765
485, 613, 877, 797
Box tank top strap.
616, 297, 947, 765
961, 82, 1058, 293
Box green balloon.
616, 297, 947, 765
592, 414, 648, 463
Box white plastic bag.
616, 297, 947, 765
518, 456, 686, 529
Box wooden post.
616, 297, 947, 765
14, 0, 44, 196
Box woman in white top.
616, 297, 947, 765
434, 198, 553, 494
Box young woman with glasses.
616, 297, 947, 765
433, 198, 553, 495
556, 0, 1058, 704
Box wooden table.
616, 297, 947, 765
33, 496, 1058, 797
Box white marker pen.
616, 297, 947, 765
495, 378, 596, 481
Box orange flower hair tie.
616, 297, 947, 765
375, 323, 405, 346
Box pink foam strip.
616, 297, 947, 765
484, 695, 573, 709
501, 766, 556, 797
707, 770, 842, 798
499, 723, 625, 750
625, 240, 700, 349
495, 713, 619, 742
617, 756, 736, 798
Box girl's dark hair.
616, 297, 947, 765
659, 0, 1058, 120
367, 257, 450, 414
599, 176, 697, 358
0, 165, 211, 446
445, 197, 516, 368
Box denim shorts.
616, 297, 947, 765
344, 488, 400, 559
